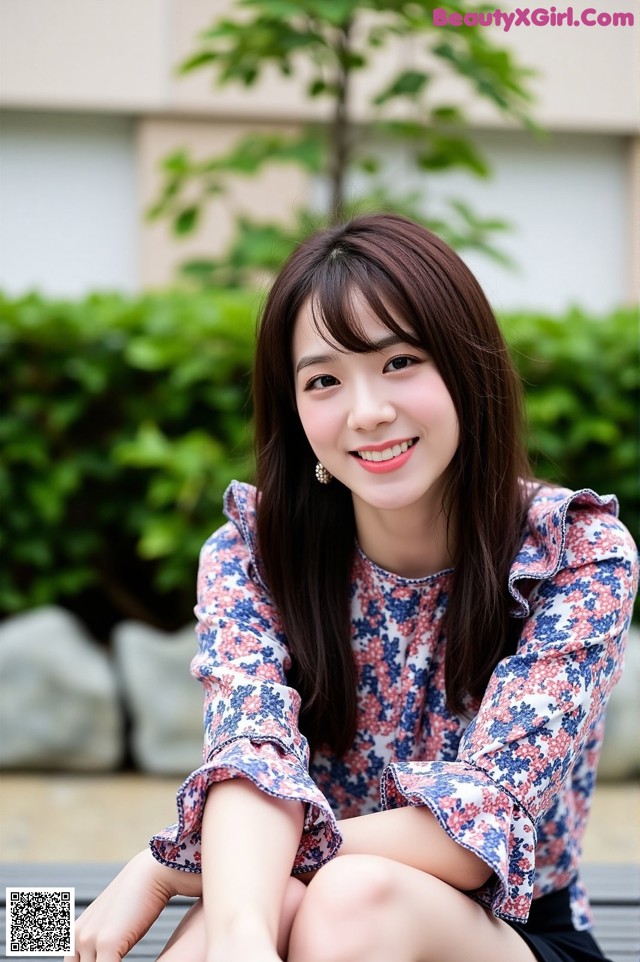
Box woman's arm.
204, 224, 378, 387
68, 781, 305, 962
201, 778, 304, 960
375, 506, 638, 923
152, 503, 341, 879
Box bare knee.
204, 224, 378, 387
289, 856, 397, 962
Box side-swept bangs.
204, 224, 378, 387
305, 256, 426, 357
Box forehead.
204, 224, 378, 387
292, 290, 413, 361
293, 294, 379, 354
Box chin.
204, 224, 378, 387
353, 483, 436, 513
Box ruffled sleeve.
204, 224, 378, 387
150, 482, 341, 874
381, 487, 638, 922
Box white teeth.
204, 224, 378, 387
357, 439, 414, 462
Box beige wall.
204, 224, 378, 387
137, 117, 310, 288
0, 0, 171, 112
2, 0, 638, 299
2, 0, 639, 132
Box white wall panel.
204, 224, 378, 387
0, 112, 137, 296
316, 129, 630, 314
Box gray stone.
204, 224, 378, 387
598, 625, 640, 780
0, 606, 124, 770
113, 621, 204, 776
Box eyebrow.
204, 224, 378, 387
295, 334, 405, 374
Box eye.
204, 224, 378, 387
305, 373, 339, 391
384, 355, 418, 373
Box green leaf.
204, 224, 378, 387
432, 36, 533, 118
174, 206, 200, 236
307, 0, 356, 25
357, 156, 380, 174
308, 78, 328, 97
161, 150, 192, 175
180, 259, 219, 284
417, 137, 491, 177
202, 131, 324, 177
179, 50, 219, 74
431, 106, 465, 124
373, 70, 429, 105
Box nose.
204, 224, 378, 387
347, 379, 396, 432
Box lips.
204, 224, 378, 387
350, 437, 419, 474
352, 438, 417, 462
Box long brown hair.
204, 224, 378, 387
253, 213, 531, 756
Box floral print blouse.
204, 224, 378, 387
150, 481, 638, 928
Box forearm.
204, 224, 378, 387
337, 807, 492, 891
201, 778, 304, 951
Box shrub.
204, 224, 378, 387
0, 289, 258, 635
501, 307, 638, 540
0, 293, 636, 635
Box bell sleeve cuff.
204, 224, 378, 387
381, 759, 536, 922
149, 737, 342, 874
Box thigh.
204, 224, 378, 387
156, 900, 206, 961
289, 854, 537, 962
399, 870, 539, 962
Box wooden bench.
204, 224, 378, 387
2, 862, 638, 960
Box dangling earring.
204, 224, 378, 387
315, 462, 333, 484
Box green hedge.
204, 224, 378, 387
1, 292, 637, 635
0, 290, 258, 635
501, 309, 637, 531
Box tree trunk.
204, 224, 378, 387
329, 21, 353, 223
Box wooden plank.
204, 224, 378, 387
2, 861, 638, 904
2, 864, 639, 906
0, 863, 124, 904
582, 863, 640, 905
1, 863, 638, 961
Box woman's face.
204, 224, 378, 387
292, 292, 460, 520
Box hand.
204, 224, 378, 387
65, 848, 202, 961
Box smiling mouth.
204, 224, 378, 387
352, 438, 418, 463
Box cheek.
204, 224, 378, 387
296, 399, 337, 448
410, 382, 460, 448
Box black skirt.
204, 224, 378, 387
507, 887, 612, 962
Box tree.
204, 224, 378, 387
150, 0, 535, 286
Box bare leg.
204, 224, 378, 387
156, 876, 306, 961
288, 855, 537, 962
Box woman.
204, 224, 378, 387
68, 214, 638, 962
